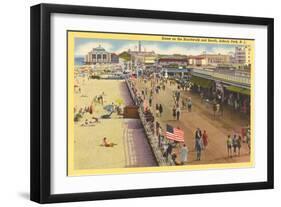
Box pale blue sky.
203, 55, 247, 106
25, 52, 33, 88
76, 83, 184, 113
74, 37, 244, 57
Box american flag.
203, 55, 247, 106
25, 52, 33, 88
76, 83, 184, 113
165, 124, 184, 142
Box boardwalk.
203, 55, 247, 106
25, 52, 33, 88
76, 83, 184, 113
133, 78, 251, 165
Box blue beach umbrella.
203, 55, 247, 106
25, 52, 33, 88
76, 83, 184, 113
103, 104, 114, 112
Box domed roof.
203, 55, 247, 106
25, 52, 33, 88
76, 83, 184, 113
92, 45, 106, 52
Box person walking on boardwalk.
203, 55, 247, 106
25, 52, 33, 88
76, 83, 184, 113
162, 84, 165, 91
155, 104, 160, 117
232, 134, 238, 156
150, 89, 153, 97
246, 128, 251, 154
156, 121, 160, 137
195, 128, 202, 140
159, 104, 163, 117
226, 135, 232, 158
181, 98, 185, 109
172, 105, 176, 120
141, 90, 145, 97
176, 106, 181, 120
176, 91, 180, 103
180, 144, 188, 164
187, 97, 192, 112
237, 135, 242, 156
195, 137, 202, 161
194, 128, 202, 151
200, 91, 204, 103
158, 126, 163, 148
149, 96, 152, 107
165, 142, 173, 161
202, 130, 208, 149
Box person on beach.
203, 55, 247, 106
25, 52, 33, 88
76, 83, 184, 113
202, 130, 208, 149
81, 119, 89, 126
102, 137, 117, 147
227, 135, 232, 158
79, 107, 83, 114
159, 104, 163, 117
91, 116, 99, 123
89, 105, 93, 114
84, 106, 88, 114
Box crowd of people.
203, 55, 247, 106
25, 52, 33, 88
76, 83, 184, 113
226, 128, 251, 158
74, 88, 125, 126
194, 128, 209, 161
172, 90, 193, 121
191, 83, 250, 117
127, 78, 184, 165
155, 122, 189, 165
127, 74, 251, 165
226, 134, 242, 157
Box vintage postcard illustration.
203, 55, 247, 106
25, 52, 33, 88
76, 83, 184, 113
67, 31, 254, 176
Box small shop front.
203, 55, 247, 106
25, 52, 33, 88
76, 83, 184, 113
189, 75, 215, 99
223, 85, 251, 114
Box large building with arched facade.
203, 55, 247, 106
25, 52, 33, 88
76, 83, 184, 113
84, 45, 118, 64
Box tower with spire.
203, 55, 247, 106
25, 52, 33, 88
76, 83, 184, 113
138, 41, 141, 52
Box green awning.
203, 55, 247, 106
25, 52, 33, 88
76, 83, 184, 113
226, 85, 250, 95
190, 76, 213, 88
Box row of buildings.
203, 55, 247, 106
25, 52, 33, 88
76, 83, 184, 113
83, 42, 252, 70
187, 46, 251, 68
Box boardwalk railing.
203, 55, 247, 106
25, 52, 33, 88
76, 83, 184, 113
125, 78, 175, 166
192, 68, 251, 85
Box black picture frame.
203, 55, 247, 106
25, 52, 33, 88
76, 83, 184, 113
30, 3, 274, 204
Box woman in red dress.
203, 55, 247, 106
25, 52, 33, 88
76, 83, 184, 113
202, 130, 208, 149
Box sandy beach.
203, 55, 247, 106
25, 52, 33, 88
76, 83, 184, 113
73, 79, 157, 170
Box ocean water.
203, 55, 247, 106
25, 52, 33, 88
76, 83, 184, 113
75, 57, 84, 66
